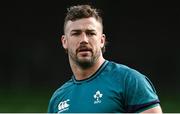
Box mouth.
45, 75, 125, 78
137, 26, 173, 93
79, 49, 92, 52
77, 47, 92, 54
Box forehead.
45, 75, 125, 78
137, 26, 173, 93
64, 17, 102, 33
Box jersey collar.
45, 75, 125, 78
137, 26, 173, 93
72, 60, 109, 84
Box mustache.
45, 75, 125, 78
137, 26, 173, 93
76, 45, 92, 53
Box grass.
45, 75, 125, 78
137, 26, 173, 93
159, 93, 180, 113
0, 87, 53, 112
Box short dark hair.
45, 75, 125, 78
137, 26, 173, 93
64, 4, 103, 32
64, 4, 106, 53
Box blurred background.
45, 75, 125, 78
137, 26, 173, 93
0, 0, 179, 112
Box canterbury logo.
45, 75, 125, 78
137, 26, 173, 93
58, 99, 70, 112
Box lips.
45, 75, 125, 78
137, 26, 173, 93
77, 47, 92, 53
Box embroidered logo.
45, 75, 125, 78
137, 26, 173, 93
58, 99, 70, 113
93, 90, 103, 104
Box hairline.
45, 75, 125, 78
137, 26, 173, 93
64, 17, 103, 34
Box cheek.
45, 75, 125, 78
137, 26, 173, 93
92, 41, 102, 51
97, 39, 103, 48
67, 41, 77, 51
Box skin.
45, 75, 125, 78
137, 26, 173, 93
140, 105, 162, 113
61, 17, 162, 113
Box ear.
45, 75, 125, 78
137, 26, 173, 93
100, 34, 106, 48
61, 35, 67, 49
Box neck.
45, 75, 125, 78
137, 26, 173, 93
69, 56, 105, 80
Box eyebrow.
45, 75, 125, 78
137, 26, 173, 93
70, 29, 96, 33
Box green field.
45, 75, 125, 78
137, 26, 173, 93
0, 88, 52, 112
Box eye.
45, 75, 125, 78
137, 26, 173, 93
86, 32, 96, 36
71, 32, 81, 36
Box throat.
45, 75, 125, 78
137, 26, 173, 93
70, 55, 105, 80
74, 66, 95, 80
73, 59, 105, 81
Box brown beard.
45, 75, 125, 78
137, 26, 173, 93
68, 46, 101, 70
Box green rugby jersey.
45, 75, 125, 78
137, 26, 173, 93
48, 60, 160, 113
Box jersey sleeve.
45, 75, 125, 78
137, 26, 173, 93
124, 69, 160, 112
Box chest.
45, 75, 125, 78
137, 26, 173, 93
55, 80, 125, 113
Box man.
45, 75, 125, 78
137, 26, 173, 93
48, 5, 162, 113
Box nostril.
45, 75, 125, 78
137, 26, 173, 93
80, 41, 88, 44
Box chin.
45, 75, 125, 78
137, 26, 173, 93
77, 60, 94, 69
78, 58, 92, 63
77, 56, 93, 63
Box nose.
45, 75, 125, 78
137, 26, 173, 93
80, 32, 88, 44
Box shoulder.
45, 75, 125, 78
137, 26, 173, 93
106, 61, 145, 79
105, 61, 153, 89
48, 79, 74, 104
48, 78, 74, 112
52, 79, 74, 98
106, 61, 160, 112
